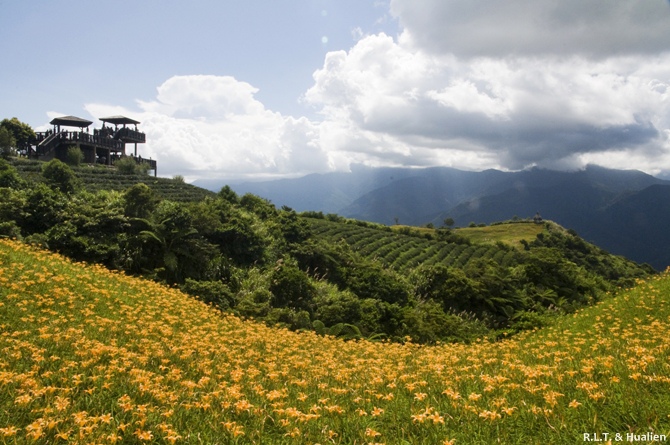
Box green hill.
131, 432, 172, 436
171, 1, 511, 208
305, 216, 649, 283
1, 239, 669, 444
0, 157, 654, 344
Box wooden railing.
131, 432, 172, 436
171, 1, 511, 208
35, 131, 124, 154
137, 157, 157, 171
115, 127, 146, 143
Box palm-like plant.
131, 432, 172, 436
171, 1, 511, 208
140, 201, 199, 284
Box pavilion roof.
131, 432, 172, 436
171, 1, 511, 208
100, 115, 141, 126
50, 115, 93, 128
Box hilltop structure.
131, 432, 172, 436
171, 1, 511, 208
30, 115, 157, 176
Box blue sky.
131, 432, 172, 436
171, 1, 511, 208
2, 1, 670, 180
2, 1, 394, 122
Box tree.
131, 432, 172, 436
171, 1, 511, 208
0, 118, 35, 151
443, 217, 455, 228
411, 264, 479, 311
400, 300, 473, 344
21, 183, 68, 234
218, 185, 239, 204
344, 260, 409, 305
181, 278, 235, 309
140, 201, 215, 284
123, 183, 160, 219
314, 289, 362, 327
277, 207, 310, 244
214, 215, 267, 266
239, 193, 276, 218
0, 187, 27, 237
0, 159, 25, 188
41, 159, 80, 194
43, 191, 130, 268
0, 127, 16, 158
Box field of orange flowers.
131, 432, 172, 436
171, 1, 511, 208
1, 238, 669, 444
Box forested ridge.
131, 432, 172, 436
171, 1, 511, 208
0, 157, 653, 343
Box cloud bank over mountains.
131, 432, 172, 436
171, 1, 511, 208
87, 0, 670, 179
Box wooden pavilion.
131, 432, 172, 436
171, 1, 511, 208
32, 115, 157, 176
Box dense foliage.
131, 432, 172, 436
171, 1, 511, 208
0, 157, 652, 343
0, 117, 35, 158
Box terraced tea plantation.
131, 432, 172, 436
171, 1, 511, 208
306, 218, 523, 272
10, 159, 215, 202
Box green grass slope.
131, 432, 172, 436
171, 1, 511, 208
1, 239, 669, 444
455, 222, 545, 248
390, 222, 545, 249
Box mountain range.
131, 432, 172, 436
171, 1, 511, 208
193, 164, 670, 270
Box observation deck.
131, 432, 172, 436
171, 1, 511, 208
32, 115, 156, 176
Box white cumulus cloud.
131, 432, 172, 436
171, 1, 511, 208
86, 2, 670, 179
86, 75, 331, 180
302, 1, 670, 174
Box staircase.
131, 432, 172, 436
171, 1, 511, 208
35, 132, 64, 160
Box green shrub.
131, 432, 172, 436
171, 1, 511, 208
269, 261, 316, 313
0, 159, 25, 188
115, 156, 148, 175
313, 287, 362, 327
0, 220, 21, 238
65, 146, 84, 166
181, 278, 235, 309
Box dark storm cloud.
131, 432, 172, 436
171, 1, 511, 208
391, 0, 670, 58
357, 93, 661, 170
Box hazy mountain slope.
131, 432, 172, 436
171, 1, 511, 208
341, 168, 510, 224
592, 184, 670, 269
194, 165, 423, 212
437, 178, 670, 270
439, 174, 615, 228
345, 165, 667, 226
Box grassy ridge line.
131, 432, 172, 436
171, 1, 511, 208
1, 239, 669, 444
454, 223, 545, 247
391, 223, 545, 249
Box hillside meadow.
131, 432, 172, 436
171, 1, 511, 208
1, 239, 669, 444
